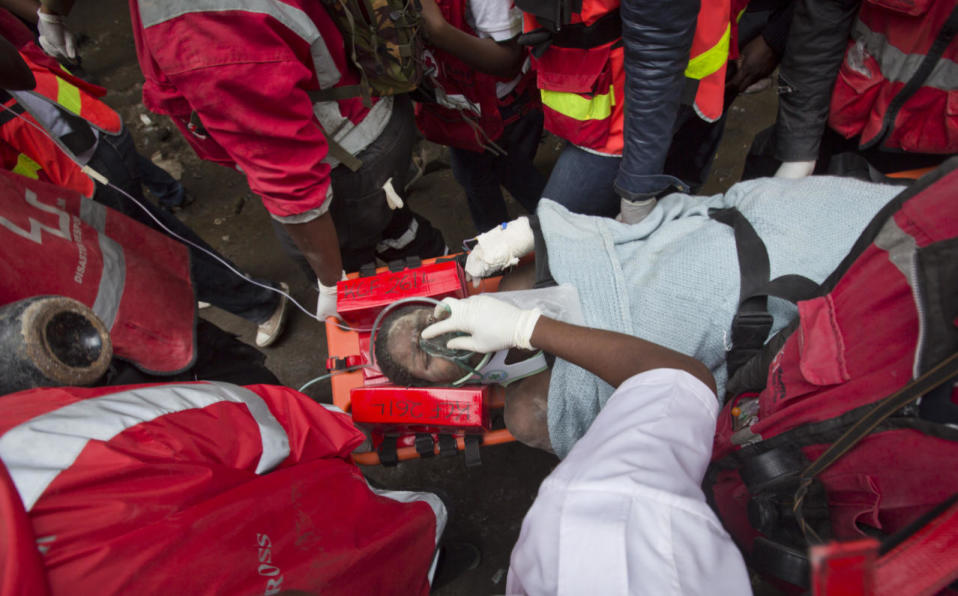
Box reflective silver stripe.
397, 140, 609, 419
874, 215, 917, 282
852, 20, 958, 90
0, 382, 290, 511
78, 198, 105, 232
367, 485, 448, 546
138, 0, 341, 89
874, 217, 922, 375
376, 215, 418, 253
313, 96, 393, 168
91, 233, 125, 330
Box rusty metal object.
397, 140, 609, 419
0, 296, 112, 395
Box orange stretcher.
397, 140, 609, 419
325, 256, 517, 466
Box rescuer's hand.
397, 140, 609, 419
37, 8, 77, 61
316, 278, 339, 321
422, 295, 541, 353
727, 35, 778, 94
615, 197, 656, 224
464, 216, 535, 282
775, 160, 816, 179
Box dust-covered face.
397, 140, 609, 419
383, 308, 468, 384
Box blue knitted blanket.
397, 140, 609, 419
539, 176, 902, 458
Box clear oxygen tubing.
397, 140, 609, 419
0, 102, 373, 333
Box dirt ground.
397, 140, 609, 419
67, 3, 779, 593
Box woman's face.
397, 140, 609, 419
383, 308, 468, 384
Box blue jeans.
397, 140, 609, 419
542, 144, 622, 217
448, 104, 546, 233
136, 153, 187, 208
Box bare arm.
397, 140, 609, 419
282, 212, 343, 286
530, 317, 717, 394
419, 0, 523, 79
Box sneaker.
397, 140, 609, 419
255, 282, 290, 348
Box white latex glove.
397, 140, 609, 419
37, 9, 77, 61
421, 295, 541, 353
316, 276, 342, 320
775, 160, 816, 179
464, 216, 535, 282
615, 197, 656, 224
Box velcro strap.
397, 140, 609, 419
378, 435, 399, 467
464, 435, 482, 467
438, 434, 458, 457
415, 434, 435, 458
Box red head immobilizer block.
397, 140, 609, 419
336, 261, 467, 328
350, 385, 491, 434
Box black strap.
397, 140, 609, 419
518, 9, 621, 56
792, 351, 958, 543
415, 433, 435, 458
438, 434, 458, 457
0, 95, 25, 127
710, 208, 819, 377
359, 262, 378, 278
464, 435, 482, 467
377, 435, 399, 467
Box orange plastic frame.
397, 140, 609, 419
325, 256, 516, 465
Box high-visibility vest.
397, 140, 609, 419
0, 381, 443, 595
828, 0, 958, 154
0, 49, 122, 196
526, 0, 731, 155
0, 170, 196, 374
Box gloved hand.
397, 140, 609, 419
775, 160, 816, 179
615, 197, 656, 224
464, 216, 534, 282
37, 9, 77, 61
316, 276, 342, 321
421, 295, 541, 353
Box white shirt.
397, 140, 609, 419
507, 369, 751, 595
465, 0, 525, 97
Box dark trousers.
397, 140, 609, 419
89, 129, 278, 324
448, 104, 546, 233
135, 153, 187, 208
274, 95, 446, 276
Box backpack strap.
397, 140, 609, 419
709, 207, 820, 378
305, 89, 366, 173
793, 351, 958, 543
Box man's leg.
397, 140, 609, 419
541, 143, 621, 217
330, 96, 446, 271
497, 106, 546, 215
88, 130, 280, 324
448, 145, 509, 233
